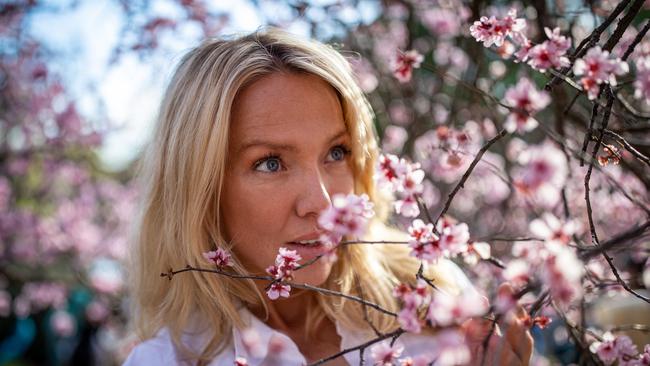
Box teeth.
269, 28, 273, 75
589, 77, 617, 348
294, 239, 321, 246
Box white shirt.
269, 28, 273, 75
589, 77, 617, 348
123, 260, 475, 366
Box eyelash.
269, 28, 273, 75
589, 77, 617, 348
252, 144, 351, 172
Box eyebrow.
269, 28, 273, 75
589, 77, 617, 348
237, 129, 349, 154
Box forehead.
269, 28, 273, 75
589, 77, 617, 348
229, 72, 347, 147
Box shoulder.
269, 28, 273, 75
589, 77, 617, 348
122, 329, 178, 365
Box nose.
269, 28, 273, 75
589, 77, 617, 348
295, 167, 332, 218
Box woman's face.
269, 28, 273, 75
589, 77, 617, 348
222, 72, 355, 286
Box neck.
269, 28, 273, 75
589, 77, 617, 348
249, 285, 318, 334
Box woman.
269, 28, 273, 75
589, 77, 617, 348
124, 28, 532, 365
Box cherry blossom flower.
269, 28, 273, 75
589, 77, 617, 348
511, 141, 568, 208
407, 219, 440, 262
573, 46, 629, 100
529, 213, 580, 245
541, 243, 584, 306
392, 49, 423, 83
426, 290, 488, 327
265, 248, 301, 300
434, 329, 471, 365
370, 340, 404, 366
382, 125, 408, 154
503, 259, 531, 287
526, 27, 571, 72
502, 78, 550, 133
469, 9, 526, 48
436, 218, 471, 257
634, 56, 650, 103
422, 7, 461, 39
394, 280, 430, 333
318, 193, 374, 244
461, 241, 491, 266
376, 154, 425, 217
591, 333, 639, 365
202, 247, 233, 267
266, 282, 291, 300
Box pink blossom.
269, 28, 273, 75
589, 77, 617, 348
422, 8, 461, 39
376, 154, 424, 218
434, 329, 471, 365
502, 78, 550, 133
264, 248, 301, 300
574, 46, 629, 100
382, 125, 408, 154
461, 241, 491, 266
526, 27, 571, 72
529, 213, 579, 245
318, 193, 374, 244
407, 219, 441, 262
392, 49, 423, 83
202, 247, 233, 267
511, 141, 568, 208
426, 290, 488, 327
469, 9, 526, 48
541, 243, 583, 306
397, 307, 422, 333
634, 56, 650, 103
370, 340, 404, 366
503, 259, 531, 287
266, 282, 291, 300
436, 218, 470, 257
592, 333, 639, 365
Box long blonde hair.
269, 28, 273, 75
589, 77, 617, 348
130, 27, 454, 364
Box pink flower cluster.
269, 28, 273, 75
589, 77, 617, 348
393, 280, 430, 333
392, 49, 424, 83
427, 290, 488, 328
376, 154, 425, 217
202, 247, 233, 267
370, 324, 471, 365
265, 248, 301, 300
573, 46, 629, 100
414, 125, 480, 184
407, 218, 470, 263
516, 27, 571, 72
318, 193, 374, 245
469, 9, 526, 48
591, 333, 643, 365
507, 225, 584, 307
502, 77, 550, 134
370, 341, 404, 365
511, 141, 568, 208
529, 213, 579, 245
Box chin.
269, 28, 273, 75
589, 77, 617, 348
292, 260, 334, 287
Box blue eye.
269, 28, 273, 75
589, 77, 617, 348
254, 156, 282, 172
328, 145, 350, 162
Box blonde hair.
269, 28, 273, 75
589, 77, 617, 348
130, 27, 455, 364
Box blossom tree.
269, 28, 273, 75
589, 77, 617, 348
4, 0, 650, 365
